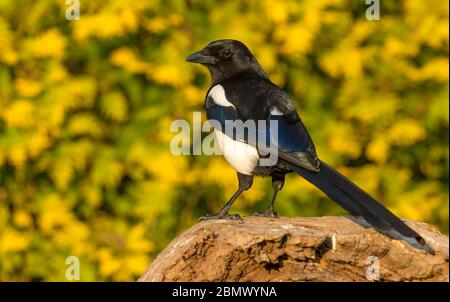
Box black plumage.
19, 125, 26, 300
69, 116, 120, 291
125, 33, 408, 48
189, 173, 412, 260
186, 39, 430, 251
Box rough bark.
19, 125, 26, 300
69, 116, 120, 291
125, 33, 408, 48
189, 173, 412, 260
139, 216, 448, 282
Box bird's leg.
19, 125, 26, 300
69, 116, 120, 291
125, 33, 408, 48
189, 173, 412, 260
200, 188, 244, 221
199, 173, 253, 221
252, 174, 285, 218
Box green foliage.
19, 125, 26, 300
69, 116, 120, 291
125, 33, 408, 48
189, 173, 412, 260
0, 0, 448, 281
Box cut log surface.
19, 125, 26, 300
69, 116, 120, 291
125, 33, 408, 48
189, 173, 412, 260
139, 216, 449, 282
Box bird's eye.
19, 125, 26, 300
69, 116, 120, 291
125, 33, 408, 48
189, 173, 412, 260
220, 48, 232, 58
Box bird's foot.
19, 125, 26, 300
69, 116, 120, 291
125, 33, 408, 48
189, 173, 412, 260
251, 209, 278, 218
199, 213, 243, 222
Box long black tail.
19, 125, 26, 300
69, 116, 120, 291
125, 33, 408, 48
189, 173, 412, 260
288, 160, 428, 249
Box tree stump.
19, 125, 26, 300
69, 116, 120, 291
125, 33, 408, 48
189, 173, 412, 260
139, 216, 448, 282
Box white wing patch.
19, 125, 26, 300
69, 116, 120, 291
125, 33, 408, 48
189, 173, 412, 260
270, 107, 283, 115
214, 129, 259, 175
208, 85, 235, 108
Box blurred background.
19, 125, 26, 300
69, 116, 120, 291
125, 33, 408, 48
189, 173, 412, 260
0, 0, 448, 281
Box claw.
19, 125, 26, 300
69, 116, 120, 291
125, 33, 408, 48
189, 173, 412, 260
199, 213, 243, 222
251, 210, 278, 218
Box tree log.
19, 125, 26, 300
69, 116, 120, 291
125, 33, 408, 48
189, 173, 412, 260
139, 216, 448, 282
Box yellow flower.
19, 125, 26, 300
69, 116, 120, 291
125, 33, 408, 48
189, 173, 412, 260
100, 92, 128, 122
13, 210, 33, 228
263, 0, 289, 24
14, 78, 43, 98
0, 17, 18, 65
9, 147, 27, 167
46, 62, 68, 83
24, 28, 67, 59
182, 85, 205, 106
122, 254, 150, 276
275, 23, 314, 55
149, 65, 183, 86
49, 157, 74, 191
53, 219, 89, 249
0, 48, 17, 65
0, 228, 31, 253
126, 224, 153, 253
328, 123, 362, 159
383, 37, 418, 58
109, 47, 149, 74
98, 248, 122, 278
388, 119, 426, 146
28, 131, 51, 158
81, 183, 102, 207
143, 17, 167, 33
144, 152, 188, 185
73, 9, 139, 41
203, 158, 237, 190
366, 137, 390, 163
2, 99, 35, 128
320, 47, 364, 78
419, 57, 449, 82
119, 9, 138, 33
38, 195, 73, 235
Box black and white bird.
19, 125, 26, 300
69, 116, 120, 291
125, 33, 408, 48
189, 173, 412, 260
186, 39, 429, 251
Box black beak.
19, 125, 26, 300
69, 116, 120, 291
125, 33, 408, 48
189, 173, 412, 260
186, 51, 216, 64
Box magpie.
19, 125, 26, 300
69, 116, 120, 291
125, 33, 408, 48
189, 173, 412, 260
186, 39, 429, 250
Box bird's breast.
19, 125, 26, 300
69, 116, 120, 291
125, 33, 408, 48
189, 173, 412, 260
214, 129, 259, 175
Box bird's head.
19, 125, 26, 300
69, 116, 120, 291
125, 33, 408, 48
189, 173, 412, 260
186, 39, 267, 84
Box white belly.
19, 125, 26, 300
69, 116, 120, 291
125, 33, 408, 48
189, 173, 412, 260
214, 129, 259, 175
